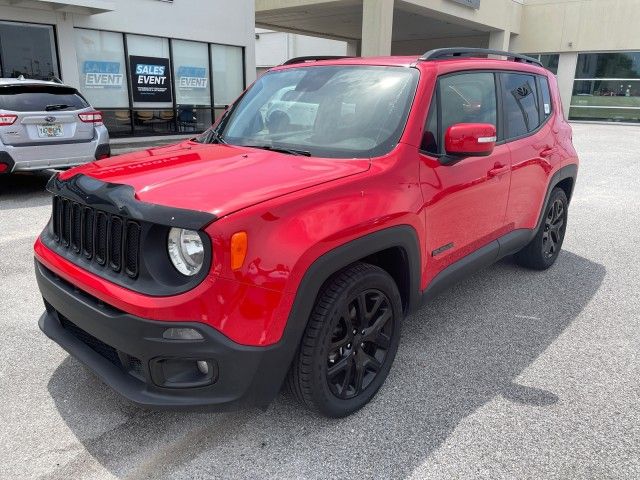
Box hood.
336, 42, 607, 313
62, 141, 370, 217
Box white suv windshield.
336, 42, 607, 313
208, 65, 419, 158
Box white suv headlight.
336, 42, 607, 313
167, 228, 205, 276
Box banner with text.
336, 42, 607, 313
129, 55, 173, 103
82, 61, 124, 89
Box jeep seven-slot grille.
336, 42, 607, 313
51, 195, 141, 278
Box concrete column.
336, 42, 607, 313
556, 52, 578, 120
488, 29, 511, 52
55, 12, 80, 87
361, 0, 394, 57
346, 40, 360, 57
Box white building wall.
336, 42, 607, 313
0, 0, 256, 86
255, 28, 347, 69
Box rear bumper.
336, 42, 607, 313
35, 260, 289, 410
2, 125, 109, 172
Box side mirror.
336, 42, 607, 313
444, 123, 496, 158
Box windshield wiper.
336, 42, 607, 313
198, 129, 226, 144
244, 144, 311, 156
45, 104, 71, 111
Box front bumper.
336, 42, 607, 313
36, 260, 289, 410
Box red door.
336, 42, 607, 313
418, 71, 511, 283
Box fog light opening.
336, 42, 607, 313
196, 360, 210, 375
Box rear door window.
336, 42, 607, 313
500, 73, 541, 139
0, 85, 89, 112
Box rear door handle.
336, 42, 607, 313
487, 162, 509, 178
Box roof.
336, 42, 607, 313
272, 54, 548, 76
0, 78, 71, 88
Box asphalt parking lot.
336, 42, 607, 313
1, 123, 638, 479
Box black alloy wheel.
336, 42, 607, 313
515, 187, 568, 270
287, 262, 403, 417
326, 288, 394, 399
542, 197, 566, 259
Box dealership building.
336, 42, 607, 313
2, 0, 640, 141
0, 0, 255, 137
256, 0, 640, 124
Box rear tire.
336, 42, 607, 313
287, 262, 403, 417
515, 187, 568, 270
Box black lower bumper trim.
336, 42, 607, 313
35, 260, 287, 410
0, 151, 15, 174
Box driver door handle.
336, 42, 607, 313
487, 162, 509, 178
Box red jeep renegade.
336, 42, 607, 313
35, 48, 578, 417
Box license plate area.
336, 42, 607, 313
37, 123, 63, 138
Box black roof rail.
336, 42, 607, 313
282, 55, 354, 66
419, 48, 542, 67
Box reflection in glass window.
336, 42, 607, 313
0, 21, 59, 80
439, 72, 497, 143
501, 73, 540, 138
74, 29, 129, 108
211, 45, 244, 106
216, 66, 418, 158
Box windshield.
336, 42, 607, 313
202, 65, 419, 158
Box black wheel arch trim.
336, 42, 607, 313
535, 163, 577, 232
258, 225, 422, 402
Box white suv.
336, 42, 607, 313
0, 78, 109, 174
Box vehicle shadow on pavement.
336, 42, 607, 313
0, 171, 54, 210
45, 250, 605, 479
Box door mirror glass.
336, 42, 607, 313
444, 123, 496, 157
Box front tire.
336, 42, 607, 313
515, 187, 568, 270
287, 262, 403, 417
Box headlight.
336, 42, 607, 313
167, 228, 205, 276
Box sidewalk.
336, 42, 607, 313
110, 134, 196, 155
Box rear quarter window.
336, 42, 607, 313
0, 85, 89, 112
540, 76, 553, 118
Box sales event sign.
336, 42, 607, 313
83, 61, 123, 88
129, 55, 173, 102
177, 66, 208, 90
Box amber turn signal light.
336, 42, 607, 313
230, 232, 248, 270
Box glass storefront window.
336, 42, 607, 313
211, 44, 244, 106
570, 52, 640, 123
575, 52, 640, 79
173, 40, 211, 107
132, 109, 176, 136
69, 29, 245, 137
0, 21, 59, 80
74, 29, 129, 108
